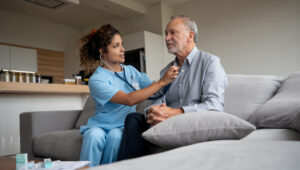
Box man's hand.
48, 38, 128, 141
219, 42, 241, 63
146, 103, 184, 126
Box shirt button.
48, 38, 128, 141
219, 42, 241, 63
179, 83, 182, 86
180, 99, 183, 102
181, 70, 184, 73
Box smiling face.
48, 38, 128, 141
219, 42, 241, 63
101, 34, 125, 66
165, 18, 193, 56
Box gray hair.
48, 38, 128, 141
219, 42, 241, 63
170, 15, 198, 42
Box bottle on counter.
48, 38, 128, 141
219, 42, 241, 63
31, 73, 36, 83
4, 70, 10, 82
17, 72, 23, 83
25, 73, 30, 83
75, 75, 82, 85
11, 71, 16, 83
37, 74, 41, 83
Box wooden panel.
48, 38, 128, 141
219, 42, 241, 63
37, 49, 64, 83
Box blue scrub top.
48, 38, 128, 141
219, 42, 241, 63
80, 65, 152, 133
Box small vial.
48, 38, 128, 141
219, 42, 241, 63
18, 73, 23, 83
37, 74, 41, 83
4, 71, 10, 82
75, 76, 82, 85
25, 73, 30, 83
11, 72, 16, 82
31, 73, 36, 83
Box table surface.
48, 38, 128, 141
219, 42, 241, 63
0, 156, 15, 170
0, 156, 89, 170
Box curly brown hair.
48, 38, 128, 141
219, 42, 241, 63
80, 24, 121, 75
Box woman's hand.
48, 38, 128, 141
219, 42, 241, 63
159, 66, 179, 86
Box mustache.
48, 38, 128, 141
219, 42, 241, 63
166, 41, 175, 45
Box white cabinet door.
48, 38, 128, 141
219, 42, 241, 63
0, 44, 10, 70
9, 46, 37, 72
144, 31, 164, 81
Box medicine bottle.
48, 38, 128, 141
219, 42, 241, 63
11, 71, 16, 82
4, 71, 10, 82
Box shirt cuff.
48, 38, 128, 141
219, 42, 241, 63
182, 105, 195, 113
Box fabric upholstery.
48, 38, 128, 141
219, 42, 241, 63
224, 75, 283, 120
249, 71, 300, 132
142, 111, 256, 148
90, 141, 300, 170
75, 95, 95, 129
242, 129, 300, 141
33, 130, 82, 161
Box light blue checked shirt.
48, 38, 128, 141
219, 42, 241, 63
149, 46, 227, 113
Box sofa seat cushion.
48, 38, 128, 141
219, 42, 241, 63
249, 71, 300, 131
242, 129, 300, 141
33, 130, 82, 161
224, 75, 283, 120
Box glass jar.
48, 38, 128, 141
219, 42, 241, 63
4, 70, 10, 82
75, 76, 82, 85
17, 72, 23, 83
31, 73, 36, 83
25, 73, 30, 83
36, 74, 41, 83
11, 71, 16, 83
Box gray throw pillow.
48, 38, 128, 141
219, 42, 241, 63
142, 111, 256, 148
224, 75, 283, 120
249, 71, 300, 132
74, 95, 95, 129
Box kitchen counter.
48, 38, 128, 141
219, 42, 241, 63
0, 82, 90, 156
0, 82, 90, 94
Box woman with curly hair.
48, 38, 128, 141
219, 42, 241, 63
79, 24, 178, 166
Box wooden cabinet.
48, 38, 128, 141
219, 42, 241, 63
37, 49, 64, 83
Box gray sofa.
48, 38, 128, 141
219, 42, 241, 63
20, 72, 300, 169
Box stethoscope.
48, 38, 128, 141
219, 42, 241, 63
100, 54, 170, 100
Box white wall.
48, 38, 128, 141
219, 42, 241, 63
173, 0, 300, 76
0, 9, 82, 77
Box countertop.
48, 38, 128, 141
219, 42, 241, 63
0, 82, 90, 94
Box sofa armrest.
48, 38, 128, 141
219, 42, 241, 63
20, 110, 82, 159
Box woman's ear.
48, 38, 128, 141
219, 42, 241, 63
99, 48, 104, 55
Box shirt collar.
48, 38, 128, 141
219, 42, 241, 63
174, 46, 199, 66
186, 46, 198, 65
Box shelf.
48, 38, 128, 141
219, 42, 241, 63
0, 82, 90, 94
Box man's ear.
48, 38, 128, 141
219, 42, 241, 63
187, 31, 195, 43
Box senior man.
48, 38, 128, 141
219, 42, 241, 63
118, 15, 227, 160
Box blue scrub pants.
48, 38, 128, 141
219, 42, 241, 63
80, 127, 123, 167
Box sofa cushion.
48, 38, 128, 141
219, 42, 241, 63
75, 96, 95, 129
33, 130, 82, 161
224, 75, 283, 120
142, 111, 256, 148
249, 71, 300, 132
242, 129, 300, 141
